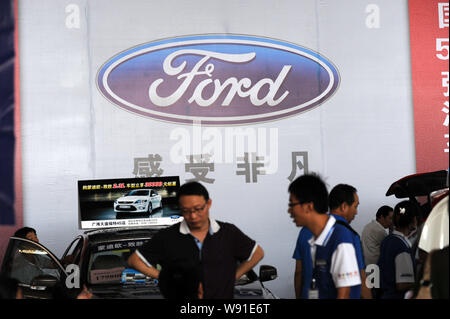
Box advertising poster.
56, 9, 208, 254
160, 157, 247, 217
78, 176, 181, 229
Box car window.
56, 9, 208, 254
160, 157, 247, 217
2, 238, 64, 286
87, 239, 151, 285
61, 235, 84, 266
127, 190, 149, 196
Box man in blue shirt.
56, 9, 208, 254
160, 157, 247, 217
292, 183, 371, 298
328, 184, 371, 299
289, 175, 361, 299
293, 226, 313, 298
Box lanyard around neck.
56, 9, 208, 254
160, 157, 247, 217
312, 224, 335, 265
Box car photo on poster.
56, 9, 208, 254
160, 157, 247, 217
114, 189, 162, 214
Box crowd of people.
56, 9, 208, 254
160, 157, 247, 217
288, 173, 447, 300
0, 174, 448, 300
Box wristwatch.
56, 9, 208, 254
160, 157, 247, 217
419, 278, 432, 287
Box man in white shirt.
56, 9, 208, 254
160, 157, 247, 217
361, 205, 393, 266
288, 174, 361, 299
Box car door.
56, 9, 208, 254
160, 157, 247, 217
61, 235, 84, 267
0, 237, 67, 299
150, 190, 160, 207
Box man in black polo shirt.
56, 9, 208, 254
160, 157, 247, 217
127, 181, 264, 299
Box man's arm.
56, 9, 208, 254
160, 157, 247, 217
294, 260, 303, 299
336, 286, 351, 299
235, 245, 264, 280
415, 253, 431, 299
331, 243, 361, 299
354, 237, 372, 299
127, 252, 160, 279
360, 269, 372, 299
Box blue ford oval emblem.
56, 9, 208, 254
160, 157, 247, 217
97, 35, 340, 125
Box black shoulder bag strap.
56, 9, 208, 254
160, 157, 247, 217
335, 220, 359, 237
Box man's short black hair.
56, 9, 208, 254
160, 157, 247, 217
177, 182, 209, 201
376, 205, 393, 219
288, 173, 328, 214
13, 227, 36, 239
328, 184, 357, 211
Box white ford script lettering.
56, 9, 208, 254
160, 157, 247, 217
148, 49, 291, 107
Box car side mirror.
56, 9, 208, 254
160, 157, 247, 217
30, 275, 59, 290
259, 265, 277, 282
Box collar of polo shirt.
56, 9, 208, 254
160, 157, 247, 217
309, 215, 337, 247
179, 217, 221, 235
392, 230, 412, 248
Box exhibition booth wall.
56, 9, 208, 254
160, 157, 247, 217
0, 0, 448, 298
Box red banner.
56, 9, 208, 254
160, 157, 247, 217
409, 0, 449, 173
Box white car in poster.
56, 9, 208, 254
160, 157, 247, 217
114, 189, 162, 214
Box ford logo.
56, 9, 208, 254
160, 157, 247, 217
97, 35, 340, 125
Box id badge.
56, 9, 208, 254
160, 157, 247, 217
308, 288, 319, 299
309, 278, 319, 299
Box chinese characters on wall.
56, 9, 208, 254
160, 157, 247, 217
409, 0, 449, 172
133, 152, 309, 184
437, 2, 449, 153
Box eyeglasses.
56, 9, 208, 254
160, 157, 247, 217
180, 203, 207, 215
288, 202, 301, 208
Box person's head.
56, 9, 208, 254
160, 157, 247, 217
288, 174, 328, 227
328, 184, 359, 224
376, 205, 394, 229
158, 265, 201, 300
393, 200, 418, 234
177, 182, 211, 230
13, 227, 38, 243
0, 276, 23, 299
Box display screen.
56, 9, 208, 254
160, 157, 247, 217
78, 176, 182, 229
